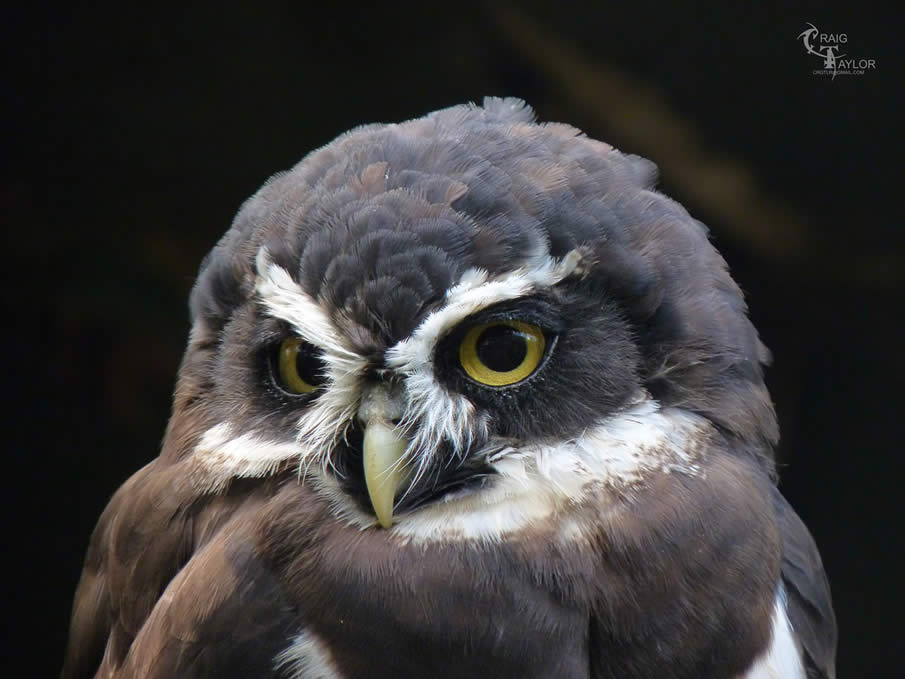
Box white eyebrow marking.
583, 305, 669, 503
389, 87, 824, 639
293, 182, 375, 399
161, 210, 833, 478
386, 249, 585, 375
254, 249, 358, 360
383, 250, 587, 488
254, 249, 367, 472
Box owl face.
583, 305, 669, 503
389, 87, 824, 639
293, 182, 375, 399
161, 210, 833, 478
177, 98, 776, 534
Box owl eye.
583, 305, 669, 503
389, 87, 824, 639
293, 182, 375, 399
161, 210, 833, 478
458, 321, 547, 387
273, 337, 327, 395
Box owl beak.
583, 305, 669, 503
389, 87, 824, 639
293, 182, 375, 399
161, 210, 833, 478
362, 419, 409, 528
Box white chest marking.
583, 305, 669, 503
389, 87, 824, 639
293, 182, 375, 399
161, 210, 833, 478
388, 400, 711, 543
742, 591, 806, 679
275, 629, 343, 679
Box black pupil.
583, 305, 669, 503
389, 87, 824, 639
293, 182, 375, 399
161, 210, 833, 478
295, 342, 326, 386
475, 325, 528, 372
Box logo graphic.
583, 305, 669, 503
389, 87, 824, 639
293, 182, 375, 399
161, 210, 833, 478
797, 23, 876, 78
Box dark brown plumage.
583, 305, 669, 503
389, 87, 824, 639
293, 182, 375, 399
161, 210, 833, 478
63, 99, 835, 678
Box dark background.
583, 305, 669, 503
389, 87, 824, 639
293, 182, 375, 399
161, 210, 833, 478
5, 1, 902, 676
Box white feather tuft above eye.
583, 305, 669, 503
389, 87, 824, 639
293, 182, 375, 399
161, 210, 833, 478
254, 250, 368, 471
387, 250, 585, 375
385, 251, 587, 477
254, 249, 360, 361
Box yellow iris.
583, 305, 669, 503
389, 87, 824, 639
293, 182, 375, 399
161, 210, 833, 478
458, 320, 546, 387
277, 337, 319, 394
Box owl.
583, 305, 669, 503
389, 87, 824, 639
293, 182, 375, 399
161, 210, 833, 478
63, 98, 836, 678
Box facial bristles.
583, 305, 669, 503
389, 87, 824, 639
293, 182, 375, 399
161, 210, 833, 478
192, 248, 585, 498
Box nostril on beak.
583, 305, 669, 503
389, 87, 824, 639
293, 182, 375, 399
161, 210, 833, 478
358, 382, 406, 427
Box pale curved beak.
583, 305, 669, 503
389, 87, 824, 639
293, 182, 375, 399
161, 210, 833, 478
362, 420, 409, 528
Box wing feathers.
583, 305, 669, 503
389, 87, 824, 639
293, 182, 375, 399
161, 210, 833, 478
61, 463, 290, 679
773, 486, 837, 679
118, 516, 296, 678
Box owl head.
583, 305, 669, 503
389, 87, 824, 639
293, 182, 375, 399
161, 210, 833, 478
166, 98, 776, 531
